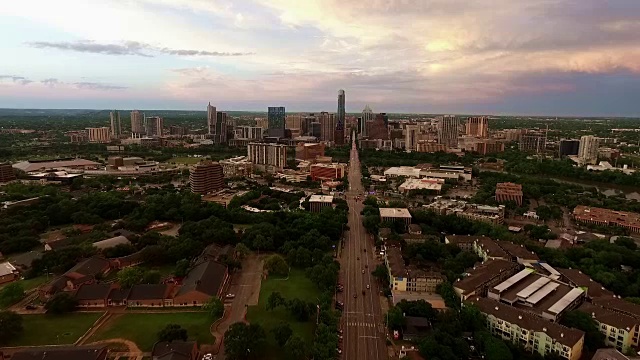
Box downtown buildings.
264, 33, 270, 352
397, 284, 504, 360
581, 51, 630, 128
437, 115, 460, 148
130, 110, 144, 136
335, 89, 345, 145
578, 135, 599, 164
247, 142, 287, 171
268, 106, 286, 138
109, 111, 121, 138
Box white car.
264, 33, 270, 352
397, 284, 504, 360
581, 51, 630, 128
337, 348, 343, 354
203, 354, 213, 360
366, 284, 370, 289
225, 293, 235, 299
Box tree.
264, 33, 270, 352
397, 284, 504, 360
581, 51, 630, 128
117, 267, 144, 288
174, 259, 190, 277
157, 324, 188, 342
224, 322, 266, 360
142, 270, 162, 284
0, 282, 25, 308
560, 310, 605, 352
264, 255, 289, 277
0, 311, 23, 345
44, 292, 77, 314
203, 297, 224, 319
284, 335, 306, 360
286, 298, 314, 321
235, 243, 250, 260
386, 306, 405, 330
267, 291, 286, 311
273, 321, 293, 347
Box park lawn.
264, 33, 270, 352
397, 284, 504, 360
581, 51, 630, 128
168, 157, 201, 165
88, 312, 214, 351
246, 269, 320, 359
5, 313, 104, 346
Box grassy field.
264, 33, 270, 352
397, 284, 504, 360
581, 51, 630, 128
167, 157, 202, 164
5, 313, 103, 346
88, 312, 214, 351
246, 269, 320, 359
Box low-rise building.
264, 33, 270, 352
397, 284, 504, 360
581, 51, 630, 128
219, 156, 253, 178
385, 247, 444, 303
151, 341, 198, 360
40, 256, 112, 299
310, 163, 346, 181
93, 236, 131, 250
379, 208, 412, 227
73, 283, 113, 308
425, 199, 506, 225
453, 259, 519, 300
173, 260, 229, 306
495, 182, 524, 206
573, 206, 640, 233
0, 261, 19, 285
309, 195, 333, 213
444, 234, 479, 252
127, 284, 174, 307
578, 302, 640, 353
398, 178, 444, 194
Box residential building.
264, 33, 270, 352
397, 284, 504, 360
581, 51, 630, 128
416, 141, 447, 153
453, 259, 519, 300
578, 302, 639, 353
68, 130, 88, 143
495, 182, 523, 206
309, 195, 333, 213
310, 163, 345, 181
130, 110, 144, 135
169, 125, 187, 136
234, 126, 263, 140
405, 124, 419, 151
247, 142, 287, 171
152, 341, 198, 360
578, 135, 599, 165
110, 111, 121, 137
559, 140, 580, 157
385, 247, 444, 302
145, 116, 164, 137
591, 348, 631, 360
520, 132, 546, 153
437, 115, 459, 148
127, 283, 173, 307
207, 102, 216, 135
189, 161, 224, 194
598, 147, 621, 160
210, 111, 228, 144
466, 116, 488, 138
0, 261, 19, 285
318, 112, 336, 142
475, 140, 505, 155
424, 199, 505, 225
0, 163, 16, 182
295, 142, 325, 161
336, 89, 345, 145
219, 156, 253, 178
473, 297, 584, 360
268, 106, 286, 138
10, 346, 108, 360
573, 205, 640, 233
173, 260, 229, 306
379, 208, 412, 227
86, 127, 110, 143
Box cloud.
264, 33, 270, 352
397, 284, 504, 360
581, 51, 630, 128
73, 82, 128, 91
0, 75, 33, 85
28, 40, 253, 57
41, 78, 61, 87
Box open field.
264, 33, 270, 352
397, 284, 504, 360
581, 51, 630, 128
87, 312, 214, 351
246, 269, 320, 359
4, 313, 103, 346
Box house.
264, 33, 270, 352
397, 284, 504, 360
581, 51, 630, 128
408, 224, 422, 235
173, 261, 229, 306
39, 256, 112, 299
10, 345, 107, 360
152, 341, 198, 360
73, 283, 112, 308
9, 251, 42, 270
0, 261, 19, 285
93, 235, 131, 250
44, 237, 75, 251
196, 244, 234, 264
107, 229, 135, 238
402, 316, 431, 341
128, 284, 174, 307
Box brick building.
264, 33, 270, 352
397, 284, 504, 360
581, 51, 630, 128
495, 182, 523, 206
310, 163, 345, 181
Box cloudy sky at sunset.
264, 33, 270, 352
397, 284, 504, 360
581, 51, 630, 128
1, 0, 639, 115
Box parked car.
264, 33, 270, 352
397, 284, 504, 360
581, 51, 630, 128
25, 304, 37, 310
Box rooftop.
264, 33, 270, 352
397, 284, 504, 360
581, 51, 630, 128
128, 284, 170, 300
13, 158, 100, 172
496, 240, 539, 261
573, 205, 640, 229
10, 346, 107, 360
176, 260, 227, 297
93, 235, 131, 250
453, 259, 519, 295
578, 302, 638, 330
309, 195, 334, 203
399, 178, 444, 191
0, 261, 17, 277
495, 182, 523, 195
475, 237, 509, 259
379, 208, 412, 219
556, 268, 613, 299
74, 283, 112, 300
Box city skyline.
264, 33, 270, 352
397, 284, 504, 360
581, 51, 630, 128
1, 1, 640, 116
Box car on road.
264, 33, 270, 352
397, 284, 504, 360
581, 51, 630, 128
337, 329, 343, 335
364, 264, 368, 268
362, 290, 365, 295
203, 354, 213, 360
225, 293, 235, 299
24, 304, 36, 310
337, 348, 342, 354
366, 284, 370, 289
357, 257, 359, 260
362, 269, 365, 274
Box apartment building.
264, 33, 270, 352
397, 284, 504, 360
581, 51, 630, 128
453, 259, 519, 300
573, 206, 640, 233
385, 247, 444, 303
578, 302, 640, 353
495, 182, 524, 206
247, 142, 287, 171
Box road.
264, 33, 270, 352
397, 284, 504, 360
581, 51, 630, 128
339, 137, 388, 360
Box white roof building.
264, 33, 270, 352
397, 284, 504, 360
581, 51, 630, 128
398, 178, 444, 193
93, 236, 131, 250
309, 195, 334, 203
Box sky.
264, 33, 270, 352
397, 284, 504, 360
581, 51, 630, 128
1, 0, 640, 116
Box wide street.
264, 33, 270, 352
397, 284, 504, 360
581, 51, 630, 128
338, 137, 388, 360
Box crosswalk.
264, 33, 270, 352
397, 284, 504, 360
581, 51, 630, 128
346, 322, 377, 328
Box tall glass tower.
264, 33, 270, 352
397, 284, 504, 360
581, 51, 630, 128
336, 89, 345, 145
268, 106, 286, 138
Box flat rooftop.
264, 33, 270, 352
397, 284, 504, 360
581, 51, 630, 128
379, 208, 412, 219
573, 205, 640, 229
309, 195, 334, 203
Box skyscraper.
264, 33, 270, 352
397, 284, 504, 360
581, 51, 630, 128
335, 89, 345, 145
318, 112, 336, 142
145, 116, 164, 137
207, 102, 216, 135
578, 135, 599, 164
109, 111, 121, 137
367, 113, 389, 140
86, 127, 110, 143
559, 139, 580, 157
405, 124, 419, 152
360, 104, 374, 137
466, 116, 488, 138
437, 115, 459, 148
519, 132, 546, 153
213, 112, 228, 144
130, 110, 144, 136
268, 106, 286, 138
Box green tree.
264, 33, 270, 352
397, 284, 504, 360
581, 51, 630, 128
273, 321, 293, 347
203, 297, 224, 319
0, 310, 23, 345
142, 270, 162, 284
0, 282, 25, 308
44, 292, 77, 314
157, 324, 188, 342
224, 322, 267, 360
264, 255, 289, 277
386, 306, 405, 330
117, 267, 144, 288
174, 259, 190, 277
284, 335, 306, 360
267, 291, 286, 311
235, 243, 250, 260
560, 310, 605, 352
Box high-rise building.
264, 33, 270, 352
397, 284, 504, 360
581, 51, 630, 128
268, 107, 286, 138
466, 116, 488, 138
310, 122, 322, 138
234, 126, 263, 140
145, 116, 164, 137
207, 102, 216, 135
360, 105, 374, 137
405, 124, 419, 152
285, 114, 303, 131
519, 132, 546, 153
335, 89, 345, 145
578, 135, 599, 164
559, 139, 580, 157
109, 111, 121, 137
130, 110, 144, 136
437, 115, 459, 148
0, 163, 16, 183
86, 127, 110, 143
189, 161, 224, 194
213, 112, 228, 144
367, 113, 389, 140
169, 125, 187, 136
318, 112, 336, 142
247, 142, 287, 170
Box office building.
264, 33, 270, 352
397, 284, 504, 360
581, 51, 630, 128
247, 142, 287, 170
318, 112, 336, 142
379, 208, 412, 227
367, 113, 389, 140
189, 161, 224, 194
219, 156, 253, 178
360, 104, 374, 137
405, 124, 419, 152
286, 114, 303, 131
130, 110, 144, 135
295, 142, 325, 161
207, 103, 216, 135
495, 182, 523, 206
169, 125, 187, 136
213, 112, 228, 144
145, 116, 164, 137
268, 106, 286, 138
559, 139, 580, 157
309, 195, 333, 213
310, 163, 346, 181
465, 116, 488, 138
68, 130, 88, 143
309, 122, 322, 138
437, 115, 459, 148
475, 140, 505, 155
109, 111, 121, 137
578, 135, 599, 164
234, 126, 263, 140
0, 163, 16, 183
335, 89, 345, 145
520, 132, 546, 153
86, 127, 110, 143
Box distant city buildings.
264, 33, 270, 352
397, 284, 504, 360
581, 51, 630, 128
213, 112, 228, 144
519, 131, 546, 153
578, 135, 599, 164
145, 116, 164, 137
219, 156, 253, 178
367, 113, 389, 140
316, 112, 335, 142
247, 142, 287, 171
109, 111, 121, 137
0, 163, 16, 183
267, 106, 286, 138
189, 161, 224, 194
437, 115, 459, 148
495, 182, 523, 206
130, 110, 144, 136
234, 126, 263, 140
360, 104, 374, 137
559, 139, 580, 157
465, 116, 488, 138
86, 127, 110, 143
335, 89, 345, 145
309, 163, 345, 181
295, 142, 325, 161
207, 103, 216, 135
